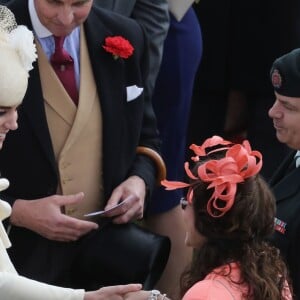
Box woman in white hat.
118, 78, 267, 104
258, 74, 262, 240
0, 5, 142, 300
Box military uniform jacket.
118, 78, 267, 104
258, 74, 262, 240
269, 150, 300, 299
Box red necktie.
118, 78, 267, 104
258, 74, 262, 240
50, 36, 78, 105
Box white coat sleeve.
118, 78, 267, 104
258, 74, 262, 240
0, 272, 85, 300
0, 191, 85, 300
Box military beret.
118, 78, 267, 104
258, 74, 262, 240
270, 48, 300, 97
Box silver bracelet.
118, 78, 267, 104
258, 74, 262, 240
148, 290, 161, 300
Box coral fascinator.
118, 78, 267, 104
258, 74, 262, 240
161, 136, 262, 218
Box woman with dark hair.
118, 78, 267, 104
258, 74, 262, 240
124, 136, 292, 299
162, 136, 292, 299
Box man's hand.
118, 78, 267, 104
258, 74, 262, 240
10, 192, 98, 242
104, 176, 146, 223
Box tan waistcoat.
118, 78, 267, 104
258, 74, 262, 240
36, 29, 104, 219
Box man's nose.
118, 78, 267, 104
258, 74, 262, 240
268, 102, 282, 119
58, 7, 74, 25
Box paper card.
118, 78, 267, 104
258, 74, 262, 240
84, 195, 136, 218
84, 201, 126, 217
168, 0, 194, 22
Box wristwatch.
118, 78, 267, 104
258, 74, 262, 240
148, 290, 161, 300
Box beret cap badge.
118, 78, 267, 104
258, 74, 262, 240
271, 69, 282, 89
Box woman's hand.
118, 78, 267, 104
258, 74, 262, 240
84, 284, 142, 300
124, 290, 150, 300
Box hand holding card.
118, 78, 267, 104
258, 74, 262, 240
84, 195, 136, 218
84, 201, 126, 217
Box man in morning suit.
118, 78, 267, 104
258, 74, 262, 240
0, 0, 163, 290
269, 48, 300, 299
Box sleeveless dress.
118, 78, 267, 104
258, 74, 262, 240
148, 6, 202, 214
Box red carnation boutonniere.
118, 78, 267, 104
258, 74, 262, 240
103, 36, 134, 60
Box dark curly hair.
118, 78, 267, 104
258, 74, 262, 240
180, 155, 292, 299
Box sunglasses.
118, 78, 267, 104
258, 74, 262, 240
180, 197, 189, 210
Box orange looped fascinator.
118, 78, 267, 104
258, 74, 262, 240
161, 136, 262, 217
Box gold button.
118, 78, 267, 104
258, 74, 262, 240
62, 177, 72, 184
61, 162, 70, 169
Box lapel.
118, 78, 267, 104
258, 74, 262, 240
84, 8, 127, 193
269, 151, 296, 186
272, 168, 300, 203
36, 41, 76, 125
7, 0, 57, 172
23, 59, 57, 173
270, 151, 300, 203
61, 27, 98, 155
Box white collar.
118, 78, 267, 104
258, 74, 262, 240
295, 150, 300, 168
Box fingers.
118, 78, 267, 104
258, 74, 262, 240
63, 214, 99, 230
49, 221, 98, 241
56, 192, 85, 207
122, 284, 143, 292
101, 284, 142, 294
105, 175, 146, 213
54, 193, 99, 240
104, 195, 136, 217
105, 189, 123, 210
85, 284, 143, 300
107, 195, 144, 223
52, 215, 98, 241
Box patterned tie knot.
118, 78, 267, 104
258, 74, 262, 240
50, 35, 78, 105
51, 36, 73, 71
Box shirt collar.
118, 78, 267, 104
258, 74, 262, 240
295, 150, 300, 168
28, 0, 52, 38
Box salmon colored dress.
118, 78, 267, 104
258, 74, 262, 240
182, 262, 292, 300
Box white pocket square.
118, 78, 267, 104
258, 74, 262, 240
126, 85, 144, 102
